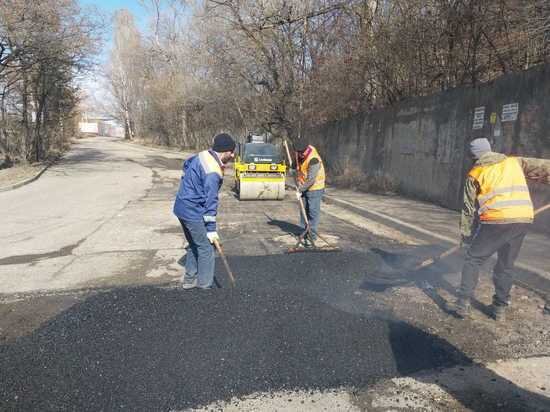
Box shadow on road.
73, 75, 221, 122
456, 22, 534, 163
1, 251, 548, 410
265, 212, 303, 236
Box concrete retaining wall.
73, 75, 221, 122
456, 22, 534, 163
306, 65, 550, 232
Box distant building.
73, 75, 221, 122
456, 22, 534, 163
78, 121, 99, 135
78, 114, 124, 138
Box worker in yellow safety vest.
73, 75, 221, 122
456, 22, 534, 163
449, 138, 550, 321
293, 140, 326, 247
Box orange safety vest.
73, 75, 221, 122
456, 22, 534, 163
469, 157, 533, 222
298, 145, 326, 191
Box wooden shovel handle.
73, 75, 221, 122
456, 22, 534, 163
213, 239, 235, 287
283, 139, 293, 168
535, 204, 550, 215
412, 245, 461, 271
283, 140, 310, 227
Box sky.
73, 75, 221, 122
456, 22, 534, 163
79, 0, 148, 31
77, 1, 192, 116
79, 0, 149, 57
78, 0, 150, 114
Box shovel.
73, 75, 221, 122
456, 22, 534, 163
213, 239, 236, 287
364, 203, 550, 286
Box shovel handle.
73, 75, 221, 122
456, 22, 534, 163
283, 139, 293, 168
213, 239, 236, 287
297, 194, 310, 226
293, 151, 310, 226
535, 204, 550, 215
413, 245, 461, 271
284, 139, 310, 227
412, 203, 550, 272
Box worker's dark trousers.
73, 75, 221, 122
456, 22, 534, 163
300, 189, 324, 240
460, 223, 530, 306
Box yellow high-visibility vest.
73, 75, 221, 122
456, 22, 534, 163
469, 157, 533, 222
298, 145, 326, 191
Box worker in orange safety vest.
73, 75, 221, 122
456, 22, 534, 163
448, 137, 550, 321
293, 140, 326, 247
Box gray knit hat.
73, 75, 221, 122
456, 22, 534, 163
469, 138, 492, 159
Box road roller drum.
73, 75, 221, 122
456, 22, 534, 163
234, 139, 286, 201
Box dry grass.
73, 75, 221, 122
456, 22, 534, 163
0, 163, 44, 188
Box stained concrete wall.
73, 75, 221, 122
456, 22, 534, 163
306, 65, 550, 231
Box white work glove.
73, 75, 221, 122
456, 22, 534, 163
207, 231, 220, 244
295, 191, 302, 200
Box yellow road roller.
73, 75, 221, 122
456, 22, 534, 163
234, 140, 286, 200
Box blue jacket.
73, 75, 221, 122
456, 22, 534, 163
173, 150, 223, 232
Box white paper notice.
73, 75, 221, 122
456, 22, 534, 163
501, 103, 519, 122
472, 106, 485, 130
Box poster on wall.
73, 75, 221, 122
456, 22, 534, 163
501, 103, 519, 122
472, 106, 485, 130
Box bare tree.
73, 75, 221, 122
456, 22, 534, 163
109, 10, 144, 140
104, 0, 548, 149
0, 0, 101, 162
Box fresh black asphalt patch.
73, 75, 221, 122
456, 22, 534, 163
1, 252, 473, 410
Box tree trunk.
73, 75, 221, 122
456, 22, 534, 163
22, 76, 32, 163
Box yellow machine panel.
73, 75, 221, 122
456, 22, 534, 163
235, 142, 286, 200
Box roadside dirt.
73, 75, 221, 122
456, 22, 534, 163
0, 163, 44, 188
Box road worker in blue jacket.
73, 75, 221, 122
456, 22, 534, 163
173, 133, 236, 289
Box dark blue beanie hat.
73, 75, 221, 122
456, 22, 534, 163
212, 133, 236, 152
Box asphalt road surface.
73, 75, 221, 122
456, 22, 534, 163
0, 283, 469, 410
1, 137, 549, 411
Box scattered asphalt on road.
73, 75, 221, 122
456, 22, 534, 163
1, 137, 549, 411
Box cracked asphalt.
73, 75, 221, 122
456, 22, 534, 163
1, 137, 549, 411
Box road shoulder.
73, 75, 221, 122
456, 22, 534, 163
0, 161, 53, 192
